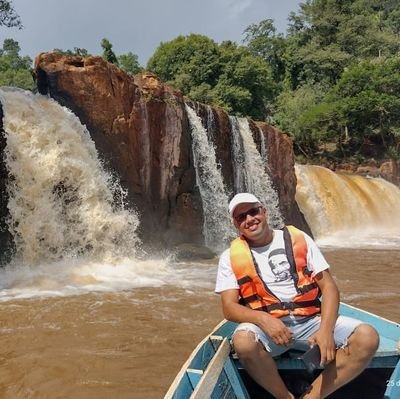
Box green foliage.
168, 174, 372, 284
284, 42, 352, 89
332, 58, 400, 153
118, 52, 142, 75
217, 42, 276, 120
254, 0, 400, 160
147, 34, 221, 87
147, 34, 274, 120
243, 19, 287, 82
101, 38, 118, 64
0, 0, 22, 28
284, 0, 400, 88
0, 38, 33, 90
53, 47, 90, 57
274, 83, 333, 154
275, 57, 400, 158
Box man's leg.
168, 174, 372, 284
301, 323, 379, 399
233, 330, 295, 399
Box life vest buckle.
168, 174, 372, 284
281, 301, 296, 311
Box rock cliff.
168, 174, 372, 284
2, 52, 308, 252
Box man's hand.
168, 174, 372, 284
308, 329, 336, 366
257, 312, 293, 346
221, 289, 293, 346
311, 270, 340, 366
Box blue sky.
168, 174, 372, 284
1, 0, 301, 65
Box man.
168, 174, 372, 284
215, 193, 379, 399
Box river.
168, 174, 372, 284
0, 247, 398, 399
1, 88, 399, 399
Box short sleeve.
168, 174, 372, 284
304, 233, 330, 276
215, 248, 239, 293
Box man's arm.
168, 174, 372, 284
220, 289, 293, 346
310, 270, 340, 365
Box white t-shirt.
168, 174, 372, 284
215, 229, 330, 302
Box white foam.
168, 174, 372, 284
0, 256, 218, 302
0, 88, 139, 265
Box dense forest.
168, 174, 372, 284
1, 0, 400, 161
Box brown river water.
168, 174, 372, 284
0, 248, 398, 399
1, 91, 399, 398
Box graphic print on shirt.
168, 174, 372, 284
268, 248, 291, 282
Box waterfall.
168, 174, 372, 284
230, 116, 283, 229
0, 88, 140, 265
185, 104, 234, 252
205, 105, 216, 143
229, 116, 246, 192
138, 101, 151, 194
258, 127, 268, 163
296, 164, 400, 248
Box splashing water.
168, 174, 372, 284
185, 104, 234, 252
230, 116, 283, 229
0, 88, 140, 265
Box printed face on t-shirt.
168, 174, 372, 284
268, 248, 291, 282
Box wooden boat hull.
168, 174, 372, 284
165, 303, 400, 399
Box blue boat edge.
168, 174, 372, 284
165, 302, 400, 399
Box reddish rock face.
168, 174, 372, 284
256, 123, 311, 234
32, 52, 308, 249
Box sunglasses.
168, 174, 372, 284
234, 206, 263, 223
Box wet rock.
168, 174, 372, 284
171, 243, 217, 261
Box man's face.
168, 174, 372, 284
232, 202, 269, 243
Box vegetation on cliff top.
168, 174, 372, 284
1, 0, 400, 161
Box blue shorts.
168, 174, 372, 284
232, 314, 363, 356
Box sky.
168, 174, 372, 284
1, 0, 302, 65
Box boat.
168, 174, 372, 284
164, 303, 400, 398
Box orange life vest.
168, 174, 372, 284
230, 225, 321, 318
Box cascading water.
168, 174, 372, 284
0, 88, 181, 301
229, 116, 246, 192
185, 104, 234, 252
258, 126, 268, 163
0, 88, 140, 265
296, 164, 400, 248
230, 116, 283, 229
205, 104, 216, 144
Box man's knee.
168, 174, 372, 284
349, 324, 379, 356
232, 330, 264, 360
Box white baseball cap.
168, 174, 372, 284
228, 193, 261, 217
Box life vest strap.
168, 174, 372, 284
297, 282, 318, 294
256, 299, 321, 312
237, 275, 252, 285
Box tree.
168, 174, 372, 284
0, 0, 22, 28
147, 34, 221, 89
332, 58, 400, 157
101, 38, 118, 64
273, 83, 334, 155
118, 52, 142, 75
147, 34, 275, 120
284, 0, 400, 88
243, 19, 287, 82
214, 41, 276, 120
284, 42, 352, 89
277, 58, 400, 159
0, 38, 33, 90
